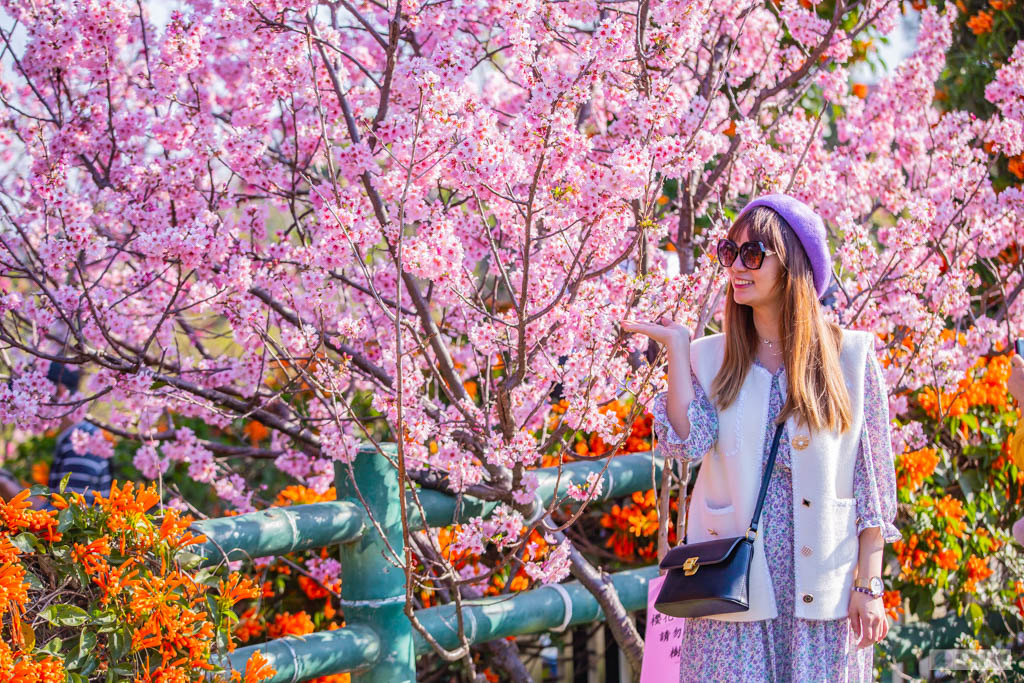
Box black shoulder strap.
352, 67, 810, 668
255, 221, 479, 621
747, 422, 785, 537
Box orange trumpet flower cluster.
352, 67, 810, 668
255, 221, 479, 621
917, 354, 1012, 421
0, 483, 273, 682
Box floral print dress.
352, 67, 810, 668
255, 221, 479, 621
651, 353, 900, 683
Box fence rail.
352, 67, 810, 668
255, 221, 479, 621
194, 444, 666, 682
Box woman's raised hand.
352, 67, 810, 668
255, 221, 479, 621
620, 316, 692, 351
1008, 354, 1024, 406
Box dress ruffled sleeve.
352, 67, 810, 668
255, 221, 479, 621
853, 351, 901, 543
651, 369, 718, 462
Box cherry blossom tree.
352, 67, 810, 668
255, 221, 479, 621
0, 0, 1021, 675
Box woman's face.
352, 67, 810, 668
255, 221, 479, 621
726, 226, 784, 310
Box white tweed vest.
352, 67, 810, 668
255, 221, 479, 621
684, 329, 871, 621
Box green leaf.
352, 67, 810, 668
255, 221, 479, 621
28, 484, 49, 497
78, 653, 99, 677
38, 637, 62, 655
958, 470, 982, 503
65, 630, 97, 670
40, 604, 91, 627
967, 602, 984, 634
91, 609, 117, 632
110, 664, 134, 677
22, 569, 44, 591
57, 507, 75, 533
60, 472, 71, 494
178, 550, 204, 571
108, 629, 129, 662
10, 532, 39, 553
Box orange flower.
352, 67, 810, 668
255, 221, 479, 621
0, 562, 30, 621
11, 654, 65, 683
72, 536, 111, 576
893, 534, 928, 571
235, 607, 265, 644
967, 10, 993, 34
155, 509, 205, 551
0, 489, 60, 541
219, 573, 260, 607
934, 548, 958, 570
243, 420, 269, 445
243, 651, 276, 683
323, 597, 337, 620
0, 537, 19, 564
30, 461, 48, 486
96, 481, 160, 536
1009, 156, 1024, 180
896, 448, 939, 491
507, 572, 530, 592
267, 611, 315, 638
598, 488, 674, 562
310, 674, 351, 683
964, 554, 993, 593
852, 83, 868, 98
934, 494, 967, 537
882, 590, 903, 621
298, 575, 330, 600
274, 486, 336, 507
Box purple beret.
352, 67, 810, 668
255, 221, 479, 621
736, 193, 832, 298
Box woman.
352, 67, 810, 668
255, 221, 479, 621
1006, 355, 1024, 546
622, 194, 899, 682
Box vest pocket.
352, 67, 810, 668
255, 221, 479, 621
702, 501, 739, 538
824, 498, 858, 571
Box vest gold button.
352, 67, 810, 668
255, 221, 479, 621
792, 434, 810, 450
801, 545, 812, 557
803, 594, 813, 603
802, 498, 811, 507
708, 528, 718, 536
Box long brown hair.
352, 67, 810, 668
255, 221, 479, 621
710, 207, 852, 433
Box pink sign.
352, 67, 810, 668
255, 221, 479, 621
640, 575, 684, 683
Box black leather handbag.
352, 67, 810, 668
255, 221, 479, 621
654, 422, 784, 618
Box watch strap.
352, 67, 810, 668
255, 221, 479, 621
852, 580, 883, 598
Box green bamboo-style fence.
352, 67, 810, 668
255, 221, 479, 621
194, 444, 666, 682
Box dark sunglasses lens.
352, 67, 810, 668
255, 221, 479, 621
739, 242, 765, 269
717, 239, 737, 267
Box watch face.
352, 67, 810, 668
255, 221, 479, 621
870, 577, 884, 596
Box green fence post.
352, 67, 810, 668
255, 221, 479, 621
336, 443, 415, 682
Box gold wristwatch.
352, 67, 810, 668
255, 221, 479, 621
852, 576, 884, 599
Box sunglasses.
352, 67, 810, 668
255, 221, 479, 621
716, 238, 777, 270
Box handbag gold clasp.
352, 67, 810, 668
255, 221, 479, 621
682, 556, 699, 576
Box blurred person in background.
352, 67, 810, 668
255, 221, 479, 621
0, 467, 20, 501
46, 362, 112, 504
